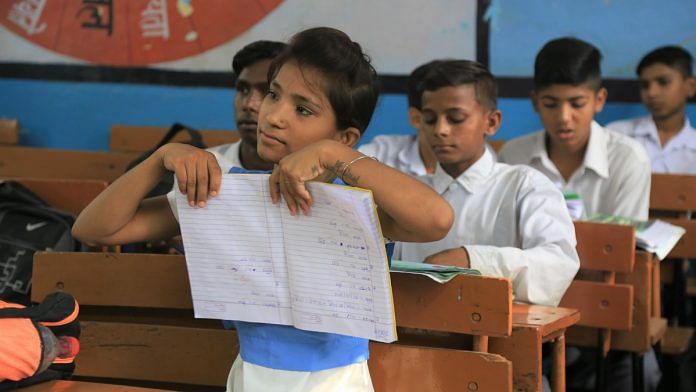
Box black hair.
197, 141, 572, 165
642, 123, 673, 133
407, 60, 442, 109
267, 27, 379, 134
418, 60, 498, 110
534, 37, 602, 90
232, 40, 287, 76
637, 46, 693, 78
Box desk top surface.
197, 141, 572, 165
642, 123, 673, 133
512, 304, 580, 336
20, 380, 170, 392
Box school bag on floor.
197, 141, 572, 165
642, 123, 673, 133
0, 181, 78, 305
0, 291, 80, 391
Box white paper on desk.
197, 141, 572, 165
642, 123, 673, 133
176, 173, 397, 343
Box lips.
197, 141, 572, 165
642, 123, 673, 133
258, 129, 285, 145
557, 129, 574, 140
237, 121, 258, 132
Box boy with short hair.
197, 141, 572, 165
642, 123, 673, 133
398, 60, 579, 307
607, 46, 696, 174
358, 61, 440, 176
499, 37, 651, 221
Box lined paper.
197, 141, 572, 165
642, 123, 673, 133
176, 174, 396, 342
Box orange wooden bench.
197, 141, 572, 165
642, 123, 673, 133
0, 118, 20, 145
488, 139, 505, 153
0, 146, 140, 183
109, 125, 239, 153
32, 252, 514, 391
6, 178, 108, 216
22, 380, 169, 392
562, 221, 666, 391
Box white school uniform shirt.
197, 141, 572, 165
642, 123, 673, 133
397, 149, 580, 307
358, 134, 498, 176
358, 135, 427, 176
498, 121, 651, 221
607, 116, 696, 175
166, 141, 244, 219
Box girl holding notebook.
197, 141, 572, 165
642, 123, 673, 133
73, 27, 453, 391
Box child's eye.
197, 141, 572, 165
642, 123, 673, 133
422, 116, 436, 125
266, 90, 278, 100
236, 85, 250, 96
571, 102, 586, 109
657, 77, 671, 87
448, 116, 466, 124
542, 103, 558, 109
296, 106, 313, 116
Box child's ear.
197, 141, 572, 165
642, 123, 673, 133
485, 109, 502, 137
685, 76, 696, 98
407, 107, 422, 129
594, 87, 608, 113
335, 127, 362, 148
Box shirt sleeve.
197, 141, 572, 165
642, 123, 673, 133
466, 174, 580, 306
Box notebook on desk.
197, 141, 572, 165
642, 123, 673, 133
176, 173, 397, 343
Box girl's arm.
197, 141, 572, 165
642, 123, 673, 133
72, 143, 222, 246
270, 140, 453, 242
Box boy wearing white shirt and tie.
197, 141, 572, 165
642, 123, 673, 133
397, 60, 579, 308
498, 38, 651, 221
607, 46, 696, 174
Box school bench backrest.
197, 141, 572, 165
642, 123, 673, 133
649, 173, 696, 259
11, 178, 108, 215
489, 139, 504, 153
560, 221, 635, 331
0, 118, 19, 145
109, 125, 240, 153
31, 252, 513, 391
0, 146, 140, 183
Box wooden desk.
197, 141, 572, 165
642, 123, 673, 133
21, 380, 172, 391
490, 304, 580, 392
32, 252, 514, 391
109, 125, 239, 153
0, 146, 139, 183
8, 178, 108, 216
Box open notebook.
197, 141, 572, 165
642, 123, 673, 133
176, 173, 397, 343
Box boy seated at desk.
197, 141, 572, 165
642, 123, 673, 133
498, 37, 651, 221
607, 46, 696, 175
396, 60, 580, 307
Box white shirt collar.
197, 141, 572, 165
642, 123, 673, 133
432, 148, 494, 194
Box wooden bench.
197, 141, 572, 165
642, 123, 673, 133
6, 178, 108, 216
0, 118, 20, 145
649, 173, 696, 391
562, 221, 666, 391
488, 139, 505, 153
32, 252, 514, 391
0, 146, 140, 183
110, 125, 239, 153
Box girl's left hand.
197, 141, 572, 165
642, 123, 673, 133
269, 140, 339, 215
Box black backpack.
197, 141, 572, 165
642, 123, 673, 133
0, 182, 77, 305
125, 122, 206, 198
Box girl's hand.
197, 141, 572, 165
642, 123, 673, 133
269, 140, 339, 216
156, 143, 222, 207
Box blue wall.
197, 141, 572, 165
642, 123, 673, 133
2, 78, 695, 151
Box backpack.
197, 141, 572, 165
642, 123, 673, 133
0, 181, 78, 305
125, 122, 206, 198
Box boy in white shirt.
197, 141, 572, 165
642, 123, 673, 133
499, 38, 651, 221
607, 46, 696, 174
397, 60, 579, 307
358, 61, 439, 176
499, 37, 657, 391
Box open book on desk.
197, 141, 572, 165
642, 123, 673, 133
586, 214, 686, 260
176, 173, 396, 343
390, 259, 481, 283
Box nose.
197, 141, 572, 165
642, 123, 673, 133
645, 81, 660, 98
264, 100, 287, 129
558, 103, 572, 126
242, 90, 264, 113
434, 117, 450, 137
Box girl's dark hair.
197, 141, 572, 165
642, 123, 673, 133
267, 27, 379, 134
534, 37, 602, 90
637, 46, 693, 77
418, 60, 498, 110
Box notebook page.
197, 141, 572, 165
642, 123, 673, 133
282, 182, 397, 343
176, 174, 292, 325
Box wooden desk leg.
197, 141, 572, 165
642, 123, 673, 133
551, 334, 566, 392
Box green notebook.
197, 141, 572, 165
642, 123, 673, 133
390, 259, 481, 284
